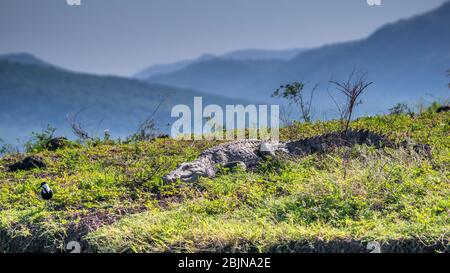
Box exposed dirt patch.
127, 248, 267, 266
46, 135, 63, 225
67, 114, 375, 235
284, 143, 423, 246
8, 156, 46, 172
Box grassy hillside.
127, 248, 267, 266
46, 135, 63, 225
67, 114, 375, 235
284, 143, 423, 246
0, 111, 449, 253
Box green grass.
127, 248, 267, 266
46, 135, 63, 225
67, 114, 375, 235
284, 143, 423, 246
0, 112, 449, 252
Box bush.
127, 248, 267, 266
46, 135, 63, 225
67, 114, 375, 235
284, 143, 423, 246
24, 124, 56, 153
389, 103, 414, 116
0, 138, 16, 156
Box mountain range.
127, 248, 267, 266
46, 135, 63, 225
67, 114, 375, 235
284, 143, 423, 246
0, 53, 54, 68
0, 58, 249, 144
134, 48, 306, 79
1, 2, 449, 145
144, 2, 450, 116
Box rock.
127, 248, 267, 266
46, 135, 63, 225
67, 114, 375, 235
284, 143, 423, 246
8, 156, 46, 172
46, 137, 68, 151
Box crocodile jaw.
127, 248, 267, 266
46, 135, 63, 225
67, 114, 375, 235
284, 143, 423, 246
162, 160, 216, 183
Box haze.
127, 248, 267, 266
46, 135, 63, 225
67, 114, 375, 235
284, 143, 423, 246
0, 0, 447, 76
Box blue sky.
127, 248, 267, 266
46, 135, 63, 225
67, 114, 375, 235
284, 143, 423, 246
0, 0, 447, 76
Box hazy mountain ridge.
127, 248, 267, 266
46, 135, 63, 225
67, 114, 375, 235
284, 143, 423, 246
0, 60, 250, 144
2, 2, 449, 144
145, 2, 450, 114
220, 48, 306, 61
0, 53, 54, 68
134, 48, 305, 79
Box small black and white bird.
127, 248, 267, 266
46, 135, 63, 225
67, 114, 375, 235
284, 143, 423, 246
40, 182, 53, 200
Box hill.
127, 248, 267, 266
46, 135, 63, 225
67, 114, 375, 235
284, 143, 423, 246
134, 54, 216, 79
221, 48, 306, 61
0, 53, 53, 68
0, 59, 250, 144
0, 110, 448, 252
134, 48, 305, 79
146, 2, 450, 115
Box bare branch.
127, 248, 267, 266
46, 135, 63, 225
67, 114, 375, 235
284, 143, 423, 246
329, 70, 373, 132
131, 93, 170, 141
67, 110, 93, 140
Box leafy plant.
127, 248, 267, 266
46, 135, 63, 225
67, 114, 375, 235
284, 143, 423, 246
0, 138, 16, 156
272, 82, 318, 123
389, 103, 414, 116
24, 124, 57, 153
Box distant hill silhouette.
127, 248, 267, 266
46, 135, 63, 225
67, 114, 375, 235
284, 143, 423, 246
0, 60, 249, 144
146, 2, 450, 115
134, 54, 216, 79
134, 48, 305, 79
0, 53, 54, 68
221, 48, 306, 61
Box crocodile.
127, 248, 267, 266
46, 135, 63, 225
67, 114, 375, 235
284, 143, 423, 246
163, 139, 265, 183
162, 129, 430, 183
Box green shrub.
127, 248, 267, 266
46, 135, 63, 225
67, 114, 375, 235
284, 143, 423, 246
24, 124, 56, 153
389, 103, 414, 116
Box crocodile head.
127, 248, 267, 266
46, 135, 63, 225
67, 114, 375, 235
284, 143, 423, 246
162, 160, 216, 183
